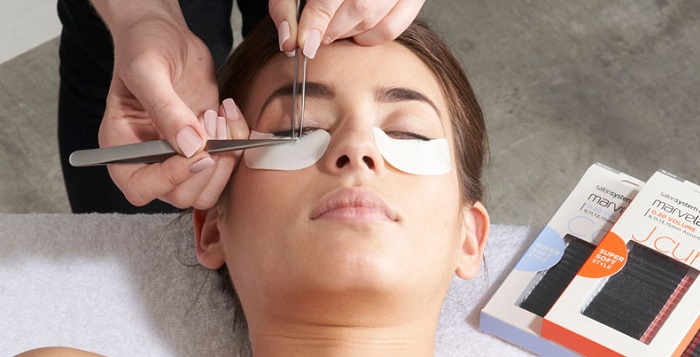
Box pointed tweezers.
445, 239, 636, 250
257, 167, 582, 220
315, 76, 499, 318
68, 138, 293, 167
291, 0, 307, 139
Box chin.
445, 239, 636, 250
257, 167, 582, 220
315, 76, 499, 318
294, 220, 441, 291
296, 235, 412, 295
275, 247, 450, 327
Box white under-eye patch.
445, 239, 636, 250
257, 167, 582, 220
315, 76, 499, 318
244, 130, 331, 170
244, 128, 451, 175
372, 127, 451, 175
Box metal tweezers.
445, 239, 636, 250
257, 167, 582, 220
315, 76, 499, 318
68, 138, 294, 167
69, 0, 308, 168
292, 0, 307, 140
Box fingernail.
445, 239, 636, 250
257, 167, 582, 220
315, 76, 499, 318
278, 21, 290, 52
285, 50, 296, 58
303, 29, 321, 59
189, 157, 215, 174
176, 126, 202, 158
204, 109, 217, 137
216, 116, 227, 139
222, 98, 239, 121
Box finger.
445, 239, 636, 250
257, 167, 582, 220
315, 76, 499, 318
269, 0, 300, 53
216, 116, 227, 140
204, 109, 218, 138
121, 54, 206, 157
298, 0, 345, 58
108, 153, 214, 207
160, 157, 219, 209
352, 0, 425, 46
164, 98, 249, 208
221, 98, 251, 140
182, 98, 252, 209
192, 154, 237, 209
323, 1, 395, 43
184, 98, 251, 208
161, 146, 237, 209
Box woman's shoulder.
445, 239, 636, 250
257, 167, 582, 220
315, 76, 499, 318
16, 347, 104, 357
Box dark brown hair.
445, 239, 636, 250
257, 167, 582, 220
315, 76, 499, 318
219, 17, 487, 205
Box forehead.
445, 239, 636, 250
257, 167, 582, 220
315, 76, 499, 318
242, 40, 450, 125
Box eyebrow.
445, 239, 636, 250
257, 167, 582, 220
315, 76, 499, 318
257, 82, 441, 120
375, 87, 442, 119
257, 82, 334, 120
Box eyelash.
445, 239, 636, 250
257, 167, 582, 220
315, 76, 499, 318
386, 131, 431, 141
271, 127, 320, 138
270, 128, 430, 141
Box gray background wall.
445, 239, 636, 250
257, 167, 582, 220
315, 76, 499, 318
1, 0, 698, 225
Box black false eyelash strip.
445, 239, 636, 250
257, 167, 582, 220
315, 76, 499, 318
683, 328, 700, 357
582, 243, 691, 342
519, 235, 596, 317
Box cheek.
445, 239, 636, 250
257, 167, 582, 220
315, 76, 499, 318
228, 169, 277, 222
382, 174, 463, 293
219, 168, 296, 269
395, 174, 463, 250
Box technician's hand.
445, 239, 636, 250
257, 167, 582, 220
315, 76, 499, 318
97, 10, 245, 210
270, 0, 426, 58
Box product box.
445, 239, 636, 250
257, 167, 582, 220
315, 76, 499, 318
543, 170, 700, 357
480, 163, 643, 356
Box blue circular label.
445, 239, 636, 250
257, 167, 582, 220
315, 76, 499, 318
515, 226, 566, 271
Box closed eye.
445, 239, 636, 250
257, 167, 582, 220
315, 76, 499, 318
270, 127, 321, 138
385, 131, 431, 141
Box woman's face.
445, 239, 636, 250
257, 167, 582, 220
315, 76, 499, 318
197, 39, 488, 322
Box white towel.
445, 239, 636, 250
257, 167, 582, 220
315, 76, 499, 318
0, 214, 537, 356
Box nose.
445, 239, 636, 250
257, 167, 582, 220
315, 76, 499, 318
335, 154, 374, 169
323, 128, 384, 175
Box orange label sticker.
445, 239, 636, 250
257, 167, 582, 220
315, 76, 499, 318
578, 232, 628, 278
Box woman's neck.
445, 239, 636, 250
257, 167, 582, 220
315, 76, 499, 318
241, 280, 448, 357
249, 322, 436, 357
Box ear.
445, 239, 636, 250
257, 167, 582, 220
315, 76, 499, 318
193, 208, 226, 270
455, 201, 490, 280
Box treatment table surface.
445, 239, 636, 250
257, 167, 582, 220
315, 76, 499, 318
0, 214, 537, 356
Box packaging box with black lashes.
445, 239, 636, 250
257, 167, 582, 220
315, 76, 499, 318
543, 170, 700, 357
480, 163, 643, 356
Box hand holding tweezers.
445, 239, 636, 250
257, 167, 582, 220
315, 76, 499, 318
72, 0, 307, 169
68, 138, 293, 167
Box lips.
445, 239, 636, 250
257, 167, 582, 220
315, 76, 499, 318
311, 188, 398, 222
